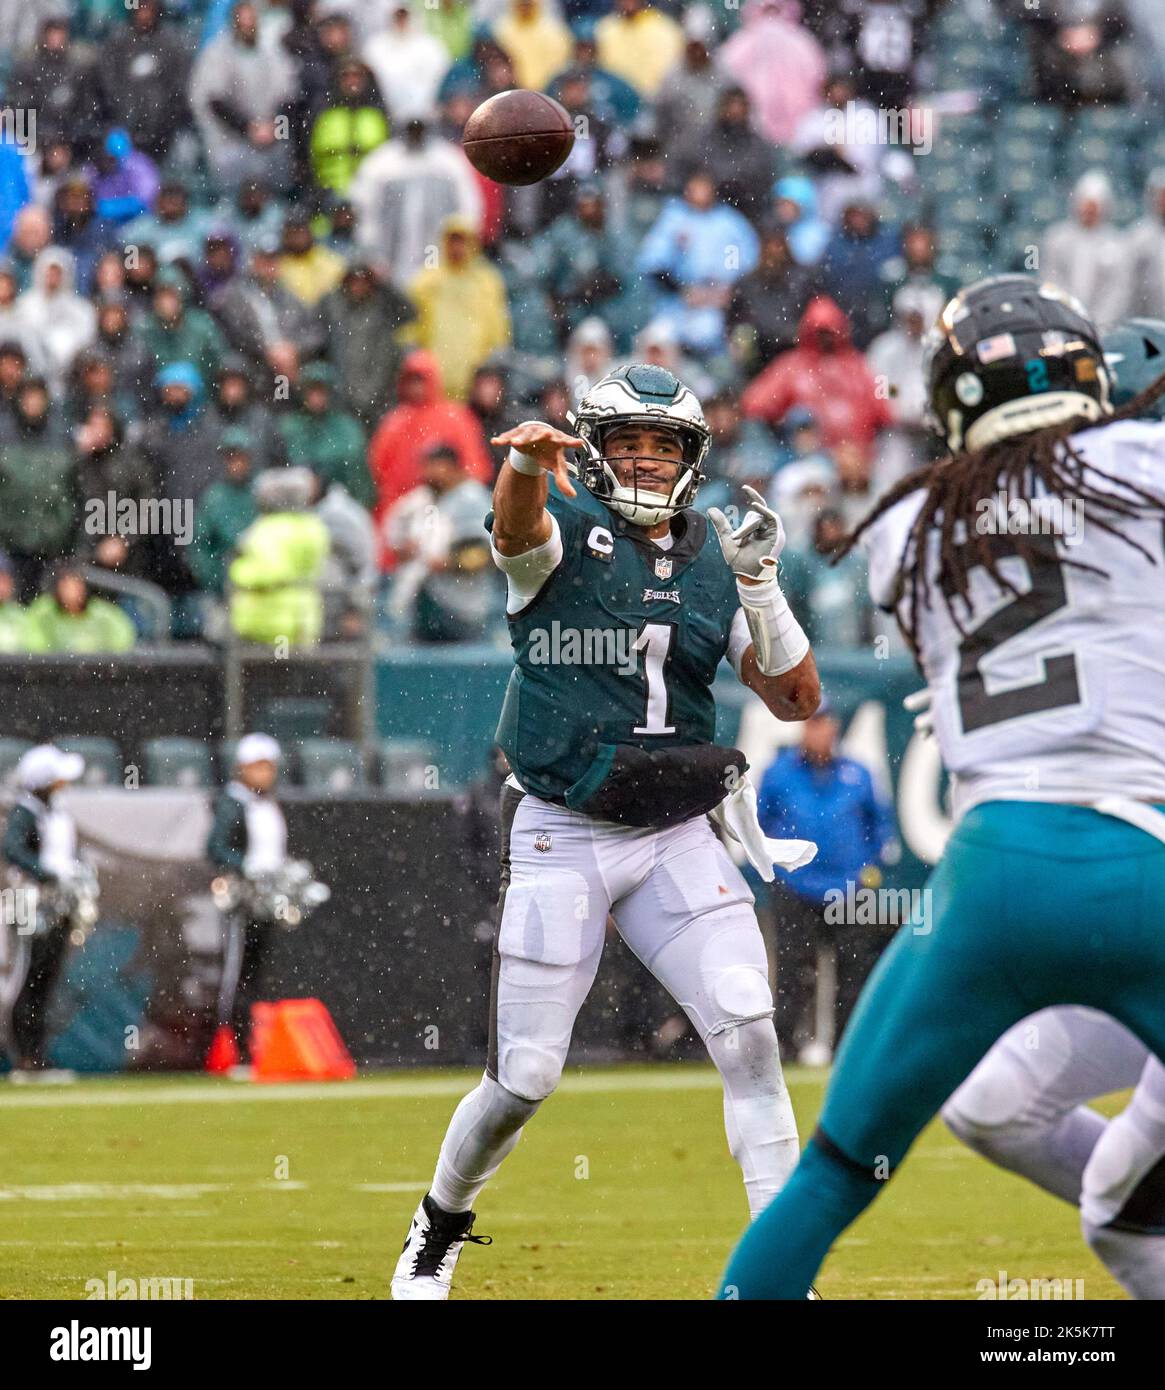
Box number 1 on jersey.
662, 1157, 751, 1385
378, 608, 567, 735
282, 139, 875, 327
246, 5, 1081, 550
632, 622, 676, 735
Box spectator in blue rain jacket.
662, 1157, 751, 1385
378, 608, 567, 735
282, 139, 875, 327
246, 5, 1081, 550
756, 698, 896, 1061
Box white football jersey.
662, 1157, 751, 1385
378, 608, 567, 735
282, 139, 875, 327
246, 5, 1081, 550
864, 418, 1165, 819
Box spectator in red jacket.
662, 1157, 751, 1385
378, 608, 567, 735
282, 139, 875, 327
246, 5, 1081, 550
368, 350, 494, 568
741, 295, 892, 462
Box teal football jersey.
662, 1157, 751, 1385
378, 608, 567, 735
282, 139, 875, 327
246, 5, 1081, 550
496, 484, 741, 802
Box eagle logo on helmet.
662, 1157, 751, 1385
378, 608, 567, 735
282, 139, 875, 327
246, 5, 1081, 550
570, 364, 711, 527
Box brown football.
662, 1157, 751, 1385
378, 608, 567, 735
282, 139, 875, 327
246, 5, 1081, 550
462, 89, 575, 186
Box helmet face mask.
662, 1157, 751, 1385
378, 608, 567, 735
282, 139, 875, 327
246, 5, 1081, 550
925, 274, 1112, 453
572, 364, 711, 526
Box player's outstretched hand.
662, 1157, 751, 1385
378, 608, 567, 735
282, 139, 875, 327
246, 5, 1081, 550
709, 485, 787, 579
492, 421, 584, 499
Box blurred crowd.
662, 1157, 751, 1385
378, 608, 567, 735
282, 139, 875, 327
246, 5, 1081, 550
0, 0, 1163, 653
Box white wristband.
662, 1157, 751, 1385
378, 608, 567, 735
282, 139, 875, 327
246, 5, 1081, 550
507, 447, 546, 477
737, 561, 809, 677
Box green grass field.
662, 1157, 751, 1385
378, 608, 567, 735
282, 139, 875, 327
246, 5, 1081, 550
0, 1064, 1125, 1300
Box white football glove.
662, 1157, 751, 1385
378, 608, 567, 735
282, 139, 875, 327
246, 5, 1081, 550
904, 687, 935, 737
709, 486, 787, 579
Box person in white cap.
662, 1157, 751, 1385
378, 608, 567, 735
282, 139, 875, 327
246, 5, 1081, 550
2, 743, 86, 1071
207, 733, 287, 1064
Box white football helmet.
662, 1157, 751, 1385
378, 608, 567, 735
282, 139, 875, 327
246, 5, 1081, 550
571, 364, 711, 527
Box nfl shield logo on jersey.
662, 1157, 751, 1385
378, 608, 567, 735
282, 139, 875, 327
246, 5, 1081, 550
534, 832, 553, 853
654, 556, 673, 580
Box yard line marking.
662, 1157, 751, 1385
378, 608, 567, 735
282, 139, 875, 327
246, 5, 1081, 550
0, 1066, 754, 1110
0, 1183, 229, 1201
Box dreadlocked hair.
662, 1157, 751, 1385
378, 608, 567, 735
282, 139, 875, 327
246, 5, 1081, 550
836, 368, 1165, 659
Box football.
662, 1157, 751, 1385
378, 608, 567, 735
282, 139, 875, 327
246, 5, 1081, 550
461, 89, 575, 186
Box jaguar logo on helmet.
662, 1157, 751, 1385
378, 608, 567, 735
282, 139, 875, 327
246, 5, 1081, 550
925, 274, 1112, 453
570, 364, 711, 527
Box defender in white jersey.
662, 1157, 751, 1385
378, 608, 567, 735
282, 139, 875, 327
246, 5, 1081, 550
719, 274, 1165, 1299
941, 319, 1165, 1299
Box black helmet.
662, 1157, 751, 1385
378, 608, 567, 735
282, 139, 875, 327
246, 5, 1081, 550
924, 274, 1111, 453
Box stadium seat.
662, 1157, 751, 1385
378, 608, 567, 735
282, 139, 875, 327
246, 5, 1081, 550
1001, 191, 1065, 229
297, 738, 366, 793
57, 737, 123, 787
0, 738, 31, 786
1065, 134, 1135, 183
378, 739, 438, 795
260, 696, 333, 743
994, 132, 1054, 173
935, 7, 979, 42
934, 195, 989, 235
932, 113, 989, 147
1006, 105, 1065, 140
1073, 106, 1143, 140
922, 164, 975, 201
143, 737, 213, 789
935, 42, 994, 86
991, 160, 1053, 200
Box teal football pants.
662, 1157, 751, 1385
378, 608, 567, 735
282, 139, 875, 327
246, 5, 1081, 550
720, 800, 1165, 1298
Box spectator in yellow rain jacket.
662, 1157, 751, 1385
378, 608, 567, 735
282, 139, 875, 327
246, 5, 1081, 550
229, 467, 330, 647
407, 214, 510, 401
277, 211, 347, 309
595, 0, 684, 99
25, 563, 136, 653
492, 0, 573, 92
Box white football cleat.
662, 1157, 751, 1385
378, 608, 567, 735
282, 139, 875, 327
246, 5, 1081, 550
391, 1194, 491, 1301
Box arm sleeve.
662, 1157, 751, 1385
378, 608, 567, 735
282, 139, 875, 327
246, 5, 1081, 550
727, 605, 751, 677
491, 512, 564, 614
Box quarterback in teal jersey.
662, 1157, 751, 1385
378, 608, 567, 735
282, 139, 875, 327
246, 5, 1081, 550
392, 364, 821, 1299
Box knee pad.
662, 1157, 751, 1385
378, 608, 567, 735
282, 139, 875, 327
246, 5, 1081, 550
706, 964, 773, 1036
497, 1042, 565, 1104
